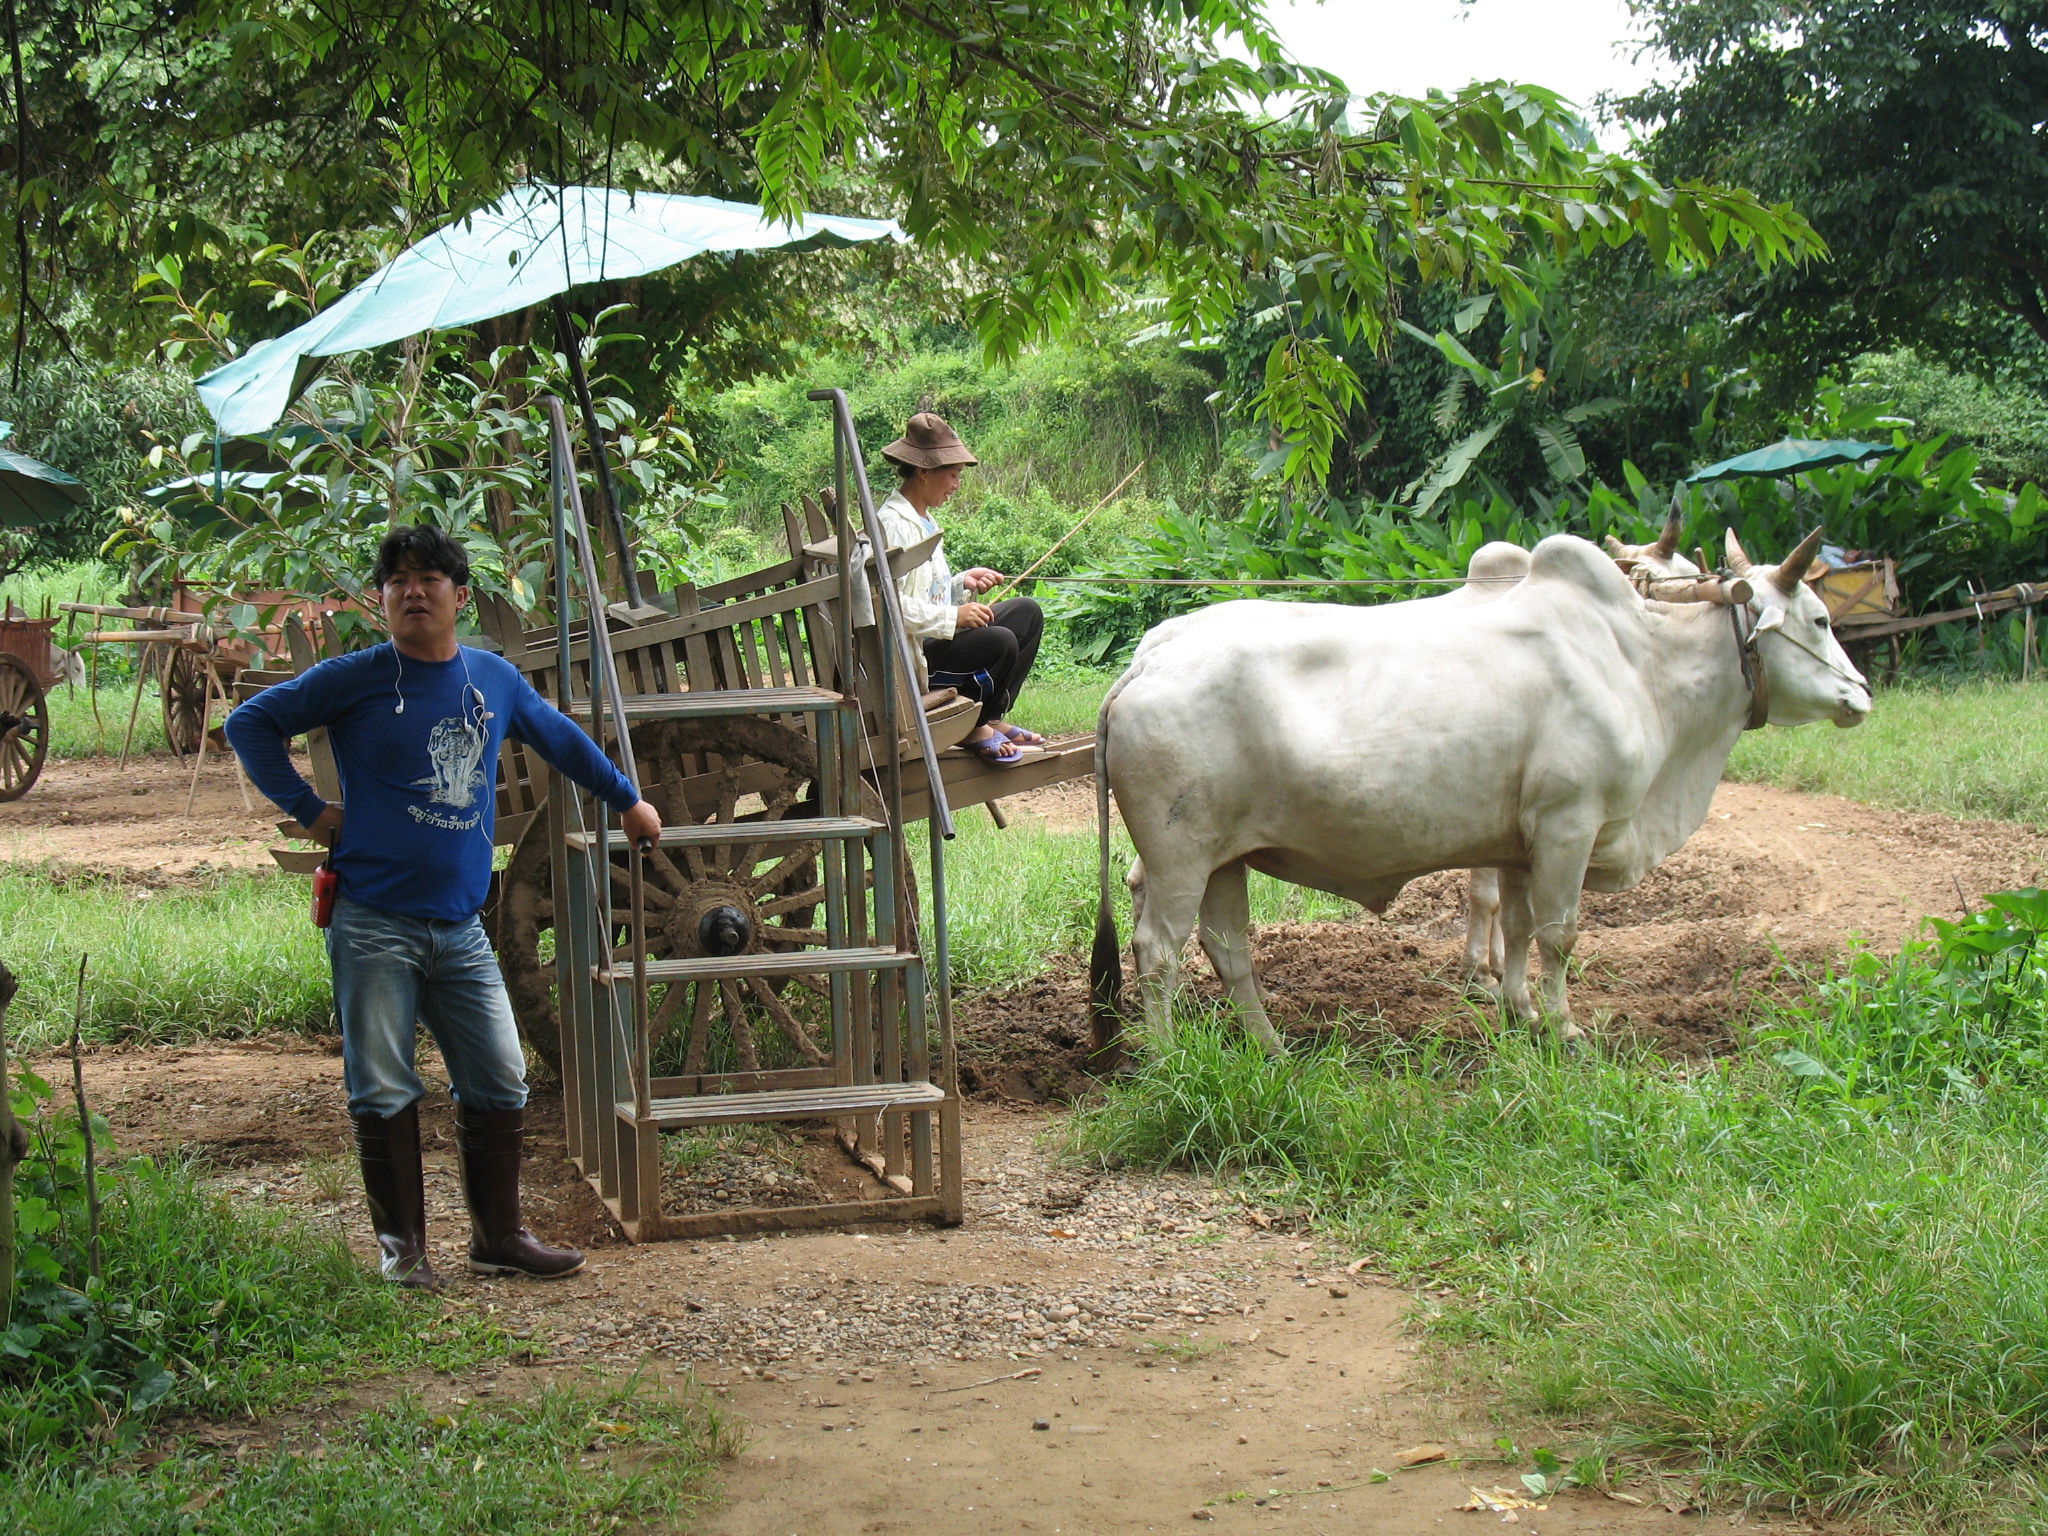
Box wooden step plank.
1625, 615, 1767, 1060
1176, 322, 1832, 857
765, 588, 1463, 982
595, 946, 915, 983
899, 733, 1097, 820
622, 1195, 951, 1242
611, 685, 842, 719
623, 1079, 948, 1129
567, 815, 885, 852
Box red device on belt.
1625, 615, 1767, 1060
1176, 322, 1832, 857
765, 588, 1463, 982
312, 859, 339, 928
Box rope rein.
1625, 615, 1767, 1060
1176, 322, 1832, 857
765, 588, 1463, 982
1023, 573, 1513, 588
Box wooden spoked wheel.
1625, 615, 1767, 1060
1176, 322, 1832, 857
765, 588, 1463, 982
499, 717, 871, 1080
0, 654, 49, 802
161, 646, 210, 759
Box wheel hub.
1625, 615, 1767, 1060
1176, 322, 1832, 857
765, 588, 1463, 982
697, 903, 753, 956
665, 881, 761, 958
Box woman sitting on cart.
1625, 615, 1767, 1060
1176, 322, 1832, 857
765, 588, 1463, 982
877, 411, 1045, 768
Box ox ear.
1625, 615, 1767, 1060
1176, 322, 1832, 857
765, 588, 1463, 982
1774, 527, 1824, 594
1652, 510, 1682, 559
1751, 607, 1785, 636
1724, 528, 1753, 575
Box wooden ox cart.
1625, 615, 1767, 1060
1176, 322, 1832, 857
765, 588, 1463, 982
256, 393, 1094, 1240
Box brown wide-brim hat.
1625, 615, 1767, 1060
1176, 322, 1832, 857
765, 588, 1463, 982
880, 411, 979, 469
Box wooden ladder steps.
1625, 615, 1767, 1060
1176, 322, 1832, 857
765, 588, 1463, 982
621, 1079, 947, 1130
569, 815, 886, 852
610, 685, 843, 720
595, 946, 916, 984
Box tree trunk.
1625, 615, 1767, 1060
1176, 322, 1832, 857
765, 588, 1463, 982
0, 959, 22, 1325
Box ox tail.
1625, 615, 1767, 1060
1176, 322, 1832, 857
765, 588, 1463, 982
1088, 669, 1133, 1063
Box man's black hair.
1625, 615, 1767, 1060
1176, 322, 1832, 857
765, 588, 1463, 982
371, 524, 471, 588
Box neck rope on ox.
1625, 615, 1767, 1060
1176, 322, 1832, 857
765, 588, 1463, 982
1729, 603, 1770, 731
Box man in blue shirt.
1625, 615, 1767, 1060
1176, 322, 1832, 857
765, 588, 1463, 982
227, 525, 662, 1289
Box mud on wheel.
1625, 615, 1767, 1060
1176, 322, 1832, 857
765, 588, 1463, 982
497, 716, 878, 1080
0, 653, 49, 801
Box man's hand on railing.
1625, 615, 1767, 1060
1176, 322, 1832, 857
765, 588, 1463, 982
622, 800, 663, 852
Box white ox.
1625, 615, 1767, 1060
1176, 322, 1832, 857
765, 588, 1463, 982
1088, 529, 1871, 1056
1460, 516, 1705, 990
1112, 516, 1704, 1001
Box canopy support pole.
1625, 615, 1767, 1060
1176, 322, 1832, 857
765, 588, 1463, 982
550, 296, 651, 615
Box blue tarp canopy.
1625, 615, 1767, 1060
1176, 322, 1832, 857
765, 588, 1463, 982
1685, 438, 1894, 484
196, 185, 905, 437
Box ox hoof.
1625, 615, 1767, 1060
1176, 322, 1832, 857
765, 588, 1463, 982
1462, 974, 1503, 1004
1085, 1041, 1135, 1078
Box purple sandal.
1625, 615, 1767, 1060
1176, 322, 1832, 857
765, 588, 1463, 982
962, 733, 1027, 768
996, 722, 1047, 747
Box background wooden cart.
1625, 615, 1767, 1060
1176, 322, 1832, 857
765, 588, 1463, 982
61, 582, 360, 766
0, 607, 59, 800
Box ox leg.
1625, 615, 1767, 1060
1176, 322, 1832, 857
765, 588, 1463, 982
1131, 866, 1207, 1047
1462, 869, 1504, 1000
1525, 843, 1591, 1042
1495, 868, 1539, 1024
1198, 860, 1286, 1057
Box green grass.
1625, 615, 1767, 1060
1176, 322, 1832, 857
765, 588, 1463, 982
0, 871, 329, 1049
8, 1375, 734, 1535
1067, 899, 2048, 1531
2, 1149, 506, 1466
1011, 654, 1112, 739
1729, 677, 2048, 825
41, 683, 173, 758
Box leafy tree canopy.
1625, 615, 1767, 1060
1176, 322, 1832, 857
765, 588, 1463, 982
1621, 0, 2048, 392
9, 1, 1820, 483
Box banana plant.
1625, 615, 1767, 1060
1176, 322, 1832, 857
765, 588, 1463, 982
1396, 286, 1628, 517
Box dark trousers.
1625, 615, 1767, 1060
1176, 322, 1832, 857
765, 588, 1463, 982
924, 597, 1043, 727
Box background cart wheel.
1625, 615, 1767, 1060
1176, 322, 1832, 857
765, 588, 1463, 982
0, 653, 50, 801
161, 645, 209, 759
499, 716, 877, 1079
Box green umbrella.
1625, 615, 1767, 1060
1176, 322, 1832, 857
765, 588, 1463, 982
0, 422, 91, 528
1685, 438, 1894, 484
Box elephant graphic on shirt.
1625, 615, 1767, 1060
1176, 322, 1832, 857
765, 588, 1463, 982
416, 715, 490, 809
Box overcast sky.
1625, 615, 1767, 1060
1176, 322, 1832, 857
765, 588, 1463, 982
1261, 0, 1663, 123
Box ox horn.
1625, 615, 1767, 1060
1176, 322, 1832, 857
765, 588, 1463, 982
1651, 509, 1682, 560
1724, 528, 1753, 575
1603, 533, 1629, 558
1773, 526, 1825, 594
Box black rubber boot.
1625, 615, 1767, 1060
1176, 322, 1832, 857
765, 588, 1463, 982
454, 1104, 585, 1279
351, 1104, 440, 1291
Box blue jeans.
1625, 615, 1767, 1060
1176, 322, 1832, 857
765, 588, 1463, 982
327, 895, 529, 1119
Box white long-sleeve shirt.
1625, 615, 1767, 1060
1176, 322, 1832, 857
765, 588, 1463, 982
875, 488, 970, 642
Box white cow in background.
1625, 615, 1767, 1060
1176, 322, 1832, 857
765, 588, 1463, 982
1461, 514, 1705, 992
1088, 529, 1870, 1057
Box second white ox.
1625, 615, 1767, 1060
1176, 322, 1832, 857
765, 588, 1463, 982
1089, 529, 1871, 1054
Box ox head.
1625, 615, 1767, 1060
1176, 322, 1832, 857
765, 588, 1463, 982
1725, 529, 1872, 728
1605, 510, 1702, 578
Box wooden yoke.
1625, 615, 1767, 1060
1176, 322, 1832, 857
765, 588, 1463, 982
1630, 572, 1754, 607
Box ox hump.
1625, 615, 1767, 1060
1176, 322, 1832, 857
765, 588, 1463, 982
1525, 534, 1641, 607
1465, 540, 1531, 588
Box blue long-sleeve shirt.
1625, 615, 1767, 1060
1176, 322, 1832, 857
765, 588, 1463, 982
225, 642, 638, 921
